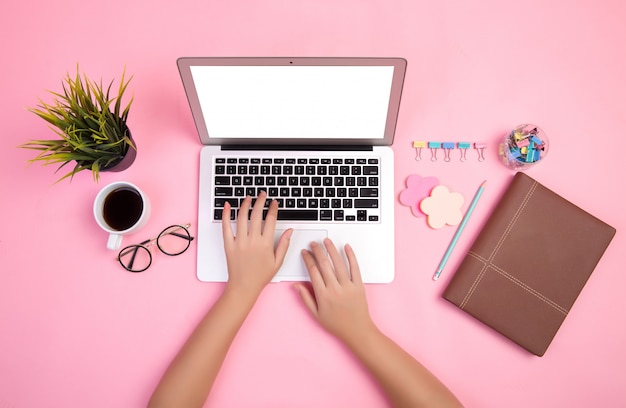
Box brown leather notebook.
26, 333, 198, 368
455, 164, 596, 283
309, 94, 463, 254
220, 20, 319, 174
442, 172, 616, 356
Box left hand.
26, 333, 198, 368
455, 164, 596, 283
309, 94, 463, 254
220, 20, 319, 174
221, 191, 292, 298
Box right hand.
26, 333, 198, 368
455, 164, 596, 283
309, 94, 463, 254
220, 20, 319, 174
295, 238, 377, 346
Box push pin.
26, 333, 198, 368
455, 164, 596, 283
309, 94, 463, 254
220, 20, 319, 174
442, 142, 455, 162
412, 141, 426, 161
428, 141, 441, 161
474, 143, 487, 162
457, 142, 471, 162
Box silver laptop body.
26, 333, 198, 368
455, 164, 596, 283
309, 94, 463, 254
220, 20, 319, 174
177, 57, 407, 283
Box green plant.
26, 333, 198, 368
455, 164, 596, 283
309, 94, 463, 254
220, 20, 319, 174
20, 66, 134, 182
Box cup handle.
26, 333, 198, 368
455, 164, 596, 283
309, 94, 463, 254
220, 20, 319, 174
107, 233, 123, 250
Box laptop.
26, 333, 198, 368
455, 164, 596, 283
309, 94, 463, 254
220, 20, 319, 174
177, 57, 407, 283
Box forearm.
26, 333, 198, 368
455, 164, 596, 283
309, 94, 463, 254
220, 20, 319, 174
346, 327, 463, 408
148, 288, 258, 408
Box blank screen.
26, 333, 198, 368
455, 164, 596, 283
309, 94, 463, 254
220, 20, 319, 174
190, 65, 395, 140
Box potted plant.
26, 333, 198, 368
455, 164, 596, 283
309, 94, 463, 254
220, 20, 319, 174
20, 66, 135, 182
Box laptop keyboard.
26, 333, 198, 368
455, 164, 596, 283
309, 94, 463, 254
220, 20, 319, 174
212, 156, 381, 222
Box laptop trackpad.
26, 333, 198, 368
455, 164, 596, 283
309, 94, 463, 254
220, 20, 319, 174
273, 229, 328, 281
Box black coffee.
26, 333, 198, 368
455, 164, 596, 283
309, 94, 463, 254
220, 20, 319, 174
103, 187, 143, 231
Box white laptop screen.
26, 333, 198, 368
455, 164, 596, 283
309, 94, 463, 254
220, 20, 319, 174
178, 58, 407, 146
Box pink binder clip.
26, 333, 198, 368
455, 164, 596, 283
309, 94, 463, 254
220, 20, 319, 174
474, 143, 487, 162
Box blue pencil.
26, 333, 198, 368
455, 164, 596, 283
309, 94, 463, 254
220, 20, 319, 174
433, 180, 487, 281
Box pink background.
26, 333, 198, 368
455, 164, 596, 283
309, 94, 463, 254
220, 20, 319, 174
1, 1, 625, 407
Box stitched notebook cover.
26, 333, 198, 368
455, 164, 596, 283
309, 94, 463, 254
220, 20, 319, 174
442, 172, 616, 356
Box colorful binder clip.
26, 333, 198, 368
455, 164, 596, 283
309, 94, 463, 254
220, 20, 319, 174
442, 142, 455, 162
428, 141, 441, 161
457, 142, 471, 162
412, 141, 426, 161
474, 143, 487, 162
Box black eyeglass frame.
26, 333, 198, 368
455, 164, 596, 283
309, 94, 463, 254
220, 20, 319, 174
117, 224, 195, 273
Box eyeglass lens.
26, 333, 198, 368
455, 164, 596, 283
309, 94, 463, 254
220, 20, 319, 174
157, 225, 193, 255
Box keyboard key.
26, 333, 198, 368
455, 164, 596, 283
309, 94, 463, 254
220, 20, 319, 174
320, 210, 332, 221
214, 208, 235, 220
333, 210, 344, 221
360, 188, 378, 197
276, 209, 318, 221
214, 197, 238, 208
215, 176, 230, 185
357, 210, 367, 221
355, 199, 378, 208
363, 166, 378, 175
215, 187, 233, 196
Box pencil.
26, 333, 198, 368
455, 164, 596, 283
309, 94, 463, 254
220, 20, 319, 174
433, 180, 487, 281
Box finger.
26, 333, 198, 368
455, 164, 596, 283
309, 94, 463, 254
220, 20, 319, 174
237, 196, 252, 237
323, 238, 350, 284
293, 283, 319, 319
221, 202, 234, 250
248, 191, 267, 236
310, 241, 339, 288
301, 249, 326, 291
344, 244, 363, 285
273, 228, 293, 268
262, 198, 279, 237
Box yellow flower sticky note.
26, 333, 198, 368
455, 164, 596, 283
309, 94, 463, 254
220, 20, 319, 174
419, 185, 464, 229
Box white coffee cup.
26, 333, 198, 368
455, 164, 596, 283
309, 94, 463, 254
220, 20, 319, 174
93, 181, 151, 250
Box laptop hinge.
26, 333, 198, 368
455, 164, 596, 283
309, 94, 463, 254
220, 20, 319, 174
221, 144, 374, 152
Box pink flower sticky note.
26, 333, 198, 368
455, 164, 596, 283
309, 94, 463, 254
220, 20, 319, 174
399, 174, 440, 217
420, 185, 465, 229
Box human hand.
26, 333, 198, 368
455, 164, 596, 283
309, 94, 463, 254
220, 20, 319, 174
222, 191, 292, 298
295, 239, 376, 347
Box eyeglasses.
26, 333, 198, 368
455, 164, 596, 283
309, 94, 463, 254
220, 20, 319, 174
117, 224, 194, 272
